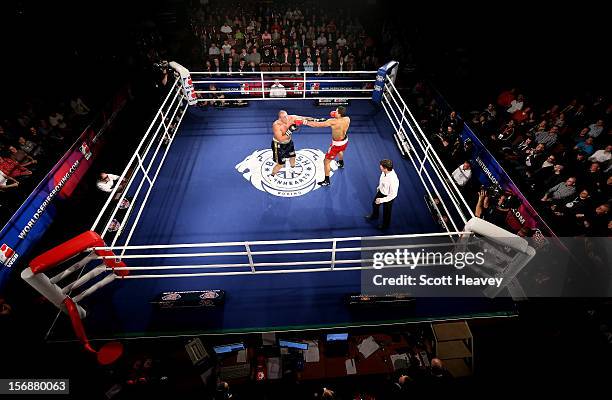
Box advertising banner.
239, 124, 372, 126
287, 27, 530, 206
0, 86, 130, 292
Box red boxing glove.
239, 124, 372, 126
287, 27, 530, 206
330, 111, 338, 118
295, 119, 304, 126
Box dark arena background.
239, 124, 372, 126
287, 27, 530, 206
0, 1, 609, 398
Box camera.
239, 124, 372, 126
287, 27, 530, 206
500, 192, 521, 210
483, 184, 502, 199
153, 60, 169, 71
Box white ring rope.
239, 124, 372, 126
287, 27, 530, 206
380, 98, 455, 232
383, 77, 474, 219
91, 76, 183, 234
95, 240, 464, 260
115, 261, 467, 280
190, 70, 378, 75
382, 85, 464, 216
193, 79, 376, 84
94, 230, 467, 251
116, 104, 189, 253
380, 79, 473, 230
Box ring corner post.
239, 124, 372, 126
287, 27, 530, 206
168, 61, 198, 106
372, 60, 399, 104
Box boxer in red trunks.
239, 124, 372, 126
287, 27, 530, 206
303, 106, 350, 186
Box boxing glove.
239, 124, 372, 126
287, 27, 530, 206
285, 124, 298, 136
330, 111, 338, 118
295, 119, 304, 126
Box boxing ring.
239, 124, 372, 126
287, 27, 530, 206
21, 62, 534, 359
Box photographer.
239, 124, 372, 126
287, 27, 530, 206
151, 60, 172, 106
474, 187, 513, 230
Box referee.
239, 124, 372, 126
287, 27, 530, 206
365, 159, 400, 229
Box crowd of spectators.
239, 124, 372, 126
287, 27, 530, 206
0, 96, 92, 222
188, 2, 379, 77
408, 83, 611, 237
475, 90, 610, 236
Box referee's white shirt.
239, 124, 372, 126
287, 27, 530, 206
377, 170, 400, 203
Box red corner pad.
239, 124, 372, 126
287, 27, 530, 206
29, 231, 105, 274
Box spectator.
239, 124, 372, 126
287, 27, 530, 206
319, 387, 335, 399
563, 189, 592, 218
0, 153, 31, 178
225, 57, 236, 74
0, 170, 19, 191
261, 30, 271, 42
535, 126, 559, 149
484, 103, 497, 121
475, 188, 511, 229
303, 56, 314, 71
0, 296, 11, 317
581, 203, 610, 236
316, 32, 327, 47
541, 177, 577, 203
494, 120, 516, 148
589, 144, 612, 163
588, 119, 605, 138
506, 94, 524, 113
203, 59, 213, 75
573, 126, 591, 144
280, 47, 292, 64
247, 47, 261, 65
48, 111, 67, 130
247, 61, 258, 72
237, 59, 247, 74
388, 374, 412, 399
292, 57, 303, 72
212, 57, 222, 72
234, 28, 244, 42
540, 154, 556, 170
220, 22, 233, 35
8, 145, 37, 169
261, 47, 276, 64
553, 112, 567, 128
574, 137, 595, 155
70, 96, 90, 116
221, 40, 232, 55
452, 161, 472, 187
208, 43, 221, 57
215, 381, 232, 400
229, 48, 239, 64
525, 144, 547, 174
239, 48, 248, 61
18, 136, 42, 158
96, 172, 121, 193
543, 163, 566, 187
315, 56, 324, 75
427, 358, 453, 384
580, 162, 604, 193
338, 55, 345, 71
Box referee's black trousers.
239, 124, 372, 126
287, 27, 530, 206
371, 190, 394, 228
